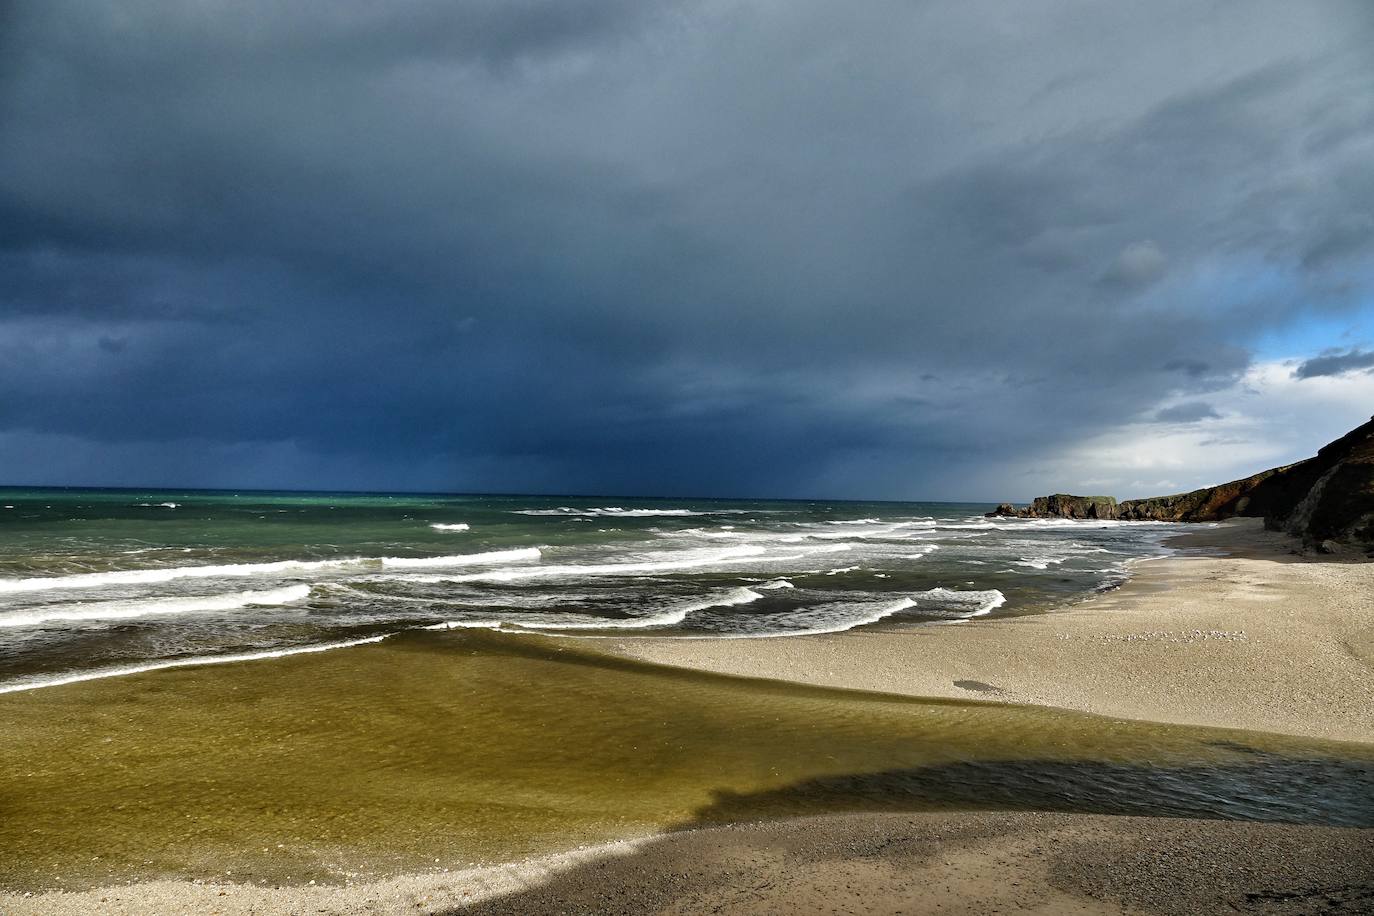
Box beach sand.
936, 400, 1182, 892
4, 518, 1371, 914
616, 518, 1374, 743
8, 812, 1372, 916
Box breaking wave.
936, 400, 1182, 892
389, 545, 771, 584
701, 596, 918, 639
512, 507, 750, 518
918, 587, 1007, 618
0, 548, 542, 594
424, 586, 765, 633
0, 584, 312, 628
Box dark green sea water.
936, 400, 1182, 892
0, 487, 1191, 692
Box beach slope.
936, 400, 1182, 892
616, 519, 1374, 743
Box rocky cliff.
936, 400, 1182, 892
989, 415, 1374, 551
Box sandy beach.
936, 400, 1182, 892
3, 519, 1371, 914
616, 518, 1374, 744
8, 812, 1372, 916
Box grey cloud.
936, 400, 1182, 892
1295, 348, 1374, 379
1302, 214, 1374, 269
1101, 241, 1167, 289
1164, 359, 1212, 378
1153, 402, 1221, 423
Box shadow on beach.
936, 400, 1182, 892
448, 753, 1374, 915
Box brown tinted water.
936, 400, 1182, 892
1, 629, 1371, 891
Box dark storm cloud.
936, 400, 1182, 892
1295, 348, 1374, 379
2, 0, 1373, 497
1153, 402, 1221, 424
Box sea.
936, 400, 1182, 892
0, 488, 1196, 693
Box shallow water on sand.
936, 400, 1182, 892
2, 630, 1370, 891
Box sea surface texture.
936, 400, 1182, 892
0, 489, 1189, 691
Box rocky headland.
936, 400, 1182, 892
990, 415, 1374, 552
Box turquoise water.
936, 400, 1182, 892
0, 488, 1191, 690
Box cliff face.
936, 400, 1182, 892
1270, 416, 1374, 548
989, 415, 1374, 551
990, 495, 1118, 519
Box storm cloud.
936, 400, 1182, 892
1295, 348, 1374, 379
2, 1, 1373, 498
1153, 402, 1221, 424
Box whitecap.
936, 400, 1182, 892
425, 586, 764, 633
917, 587, 1007, 618
0, 547, 541, 594
693, 597, 918, 639
429, 523, 471, 532
380, 548, 542, 568
0, 584, 312, 628
387, 545, 770, 585
1015, 556, 1067, 570
513, 507, 705, 517
758, 578, 795, 589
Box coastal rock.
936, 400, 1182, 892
989, 415, 1374, 552
995, 495, 1118, 520
1271, 417, 1374, 549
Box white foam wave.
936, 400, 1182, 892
0, 548, 541, 594
380, 548, 541, 568
902, 544, 940, 559
421, 619, 507, 631
0, 585, 312, 628
708, 597, 917, 639
523, 586, 763, 630
512, 507, 737, 518
917, 587, 1006, 618
675, 527, 742, 539
390, 545, 769, 584
429, 523, 471, 532
0, 634, 392, 695
802, 521, 934, 541
425, 586, 765, 633
1015, 556, 1067, 570
986, 517, 1177, 530
758, 578, 795, 589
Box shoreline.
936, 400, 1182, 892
4, 518, 1372, 913
613, 518, 1374, 744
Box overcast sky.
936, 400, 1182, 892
2, 1, 1372, 501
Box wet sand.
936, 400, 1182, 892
7, 812, 1372, 915
617, 519, 1374, 743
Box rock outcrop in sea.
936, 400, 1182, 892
989, 415, 1374, 551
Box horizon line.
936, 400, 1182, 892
0, 482, 1009, 507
